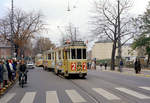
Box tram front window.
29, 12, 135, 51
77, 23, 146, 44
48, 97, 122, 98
83, 49, 86, 59
77, 49, 81, 59
71, 49, 76, 59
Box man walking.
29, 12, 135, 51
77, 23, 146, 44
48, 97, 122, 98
104, 62, 107, 70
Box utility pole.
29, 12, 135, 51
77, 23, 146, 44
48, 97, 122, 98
11, 0, 14, 57
118, 0, 122, 72
74, 27, 77, 41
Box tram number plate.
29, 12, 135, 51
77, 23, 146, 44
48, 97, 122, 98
82, 62, 87, 70
71, 62, 76, 71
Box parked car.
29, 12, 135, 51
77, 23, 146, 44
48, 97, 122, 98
27, 61, 35, 69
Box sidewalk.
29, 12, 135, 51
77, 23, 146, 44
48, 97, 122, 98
0, 78, 18, 97
96, 66, 150, 77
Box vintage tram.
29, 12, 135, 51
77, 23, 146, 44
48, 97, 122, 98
43, 41, 87, 78
35, 53, 43, 67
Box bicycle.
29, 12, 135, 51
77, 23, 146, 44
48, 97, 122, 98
19, 72, 26, 88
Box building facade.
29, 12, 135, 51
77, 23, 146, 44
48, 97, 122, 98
0, 41, 11, 58
91, 40, 138, 60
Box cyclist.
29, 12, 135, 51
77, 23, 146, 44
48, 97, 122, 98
19, 60, 27, 84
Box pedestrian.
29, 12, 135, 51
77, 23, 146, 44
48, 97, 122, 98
6, 60, 12, 82
89, 62, 91, 69
100, 63, 103, 70
134, 58, 138, 74
12, 59, 17, 80
2, 60, 8, 87
137, 59, 141, 73
119, 60, 123, 72
0, 60, 4, 88
91, 61, 95, 70
104, 62, 107, 70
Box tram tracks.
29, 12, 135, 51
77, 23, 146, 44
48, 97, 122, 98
57, 74, 102, 103
70, 79, 102, 103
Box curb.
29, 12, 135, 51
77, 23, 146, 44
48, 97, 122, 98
0, 79, 18, 98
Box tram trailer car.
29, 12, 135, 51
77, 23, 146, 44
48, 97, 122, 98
43, 50, 54, 71
35, 54, 43, 67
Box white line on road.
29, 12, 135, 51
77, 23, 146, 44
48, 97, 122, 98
65, 90, 86, 103
46, 91, 59, 103
92, 88, 120, 100
116, 87, 150, 99
20, 92, 36, 103
0, 93, 16, 103
140, 87, 150, 91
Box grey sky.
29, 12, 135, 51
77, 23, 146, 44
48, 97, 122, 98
0, 0, 150, 48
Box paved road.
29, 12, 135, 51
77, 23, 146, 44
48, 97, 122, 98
0, 67, 150, 103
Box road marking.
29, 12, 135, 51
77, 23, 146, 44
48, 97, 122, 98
140, 87, 150, 91
116, 87, 150, 99
92, 88, 120, 100
0, 93, 16, 103
46, 91, 59, 103
145, 75, 150, 77
20, 92, 36, 103
65, 90, 86, 103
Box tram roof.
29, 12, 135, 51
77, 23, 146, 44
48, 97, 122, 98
62, 41, 86, 47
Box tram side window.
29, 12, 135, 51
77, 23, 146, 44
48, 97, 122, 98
83, 49, 86, 59
68, 50, 70, 59
52, 53, 54, 60
71, 49, 76, 59
77, 49, 81, 59
48, 54, 51, 60
59, 51, 61, 59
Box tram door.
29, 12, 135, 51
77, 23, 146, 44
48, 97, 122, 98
64, 49, 69, 76
54, 52, 57, 73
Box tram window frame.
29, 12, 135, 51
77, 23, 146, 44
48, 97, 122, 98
62, 50, 65, 59
52, 52, 54, 60
77, 49, 82, 59
68, 49, 70, 59
56, 52, 59, 60
83, 49, 86, 59
48, 53, 51, 60
59, 50, 61, 59
71, 49, 76, 59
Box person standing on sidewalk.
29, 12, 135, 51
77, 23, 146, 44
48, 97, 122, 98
134, 59, 138, 74
119, 60, 123, 72
2, 60, 8, 87
0, 60, 4, 89
6, 60, 12, 82
137, 59, 141, 73
100, 63, 103, 70
104, 62, 107, 70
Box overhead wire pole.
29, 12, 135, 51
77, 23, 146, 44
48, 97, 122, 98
11, 0, 14, 57
118, 0, 122, 71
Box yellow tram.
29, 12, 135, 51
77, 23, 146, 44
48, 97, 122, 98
35, 53, 43, 67
43, 50, 53, 71
43, 41, 87, 78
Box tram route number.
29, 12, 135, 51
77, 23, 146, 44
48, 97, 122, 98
82, 62, 87, 70
71, 62, 76, 71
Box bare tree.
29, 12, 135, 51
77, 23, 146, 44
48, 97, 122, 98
0, 9, 45, 57
90, 0, 135, 70
59, 23, 81, 45
33, 37, 55, 55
